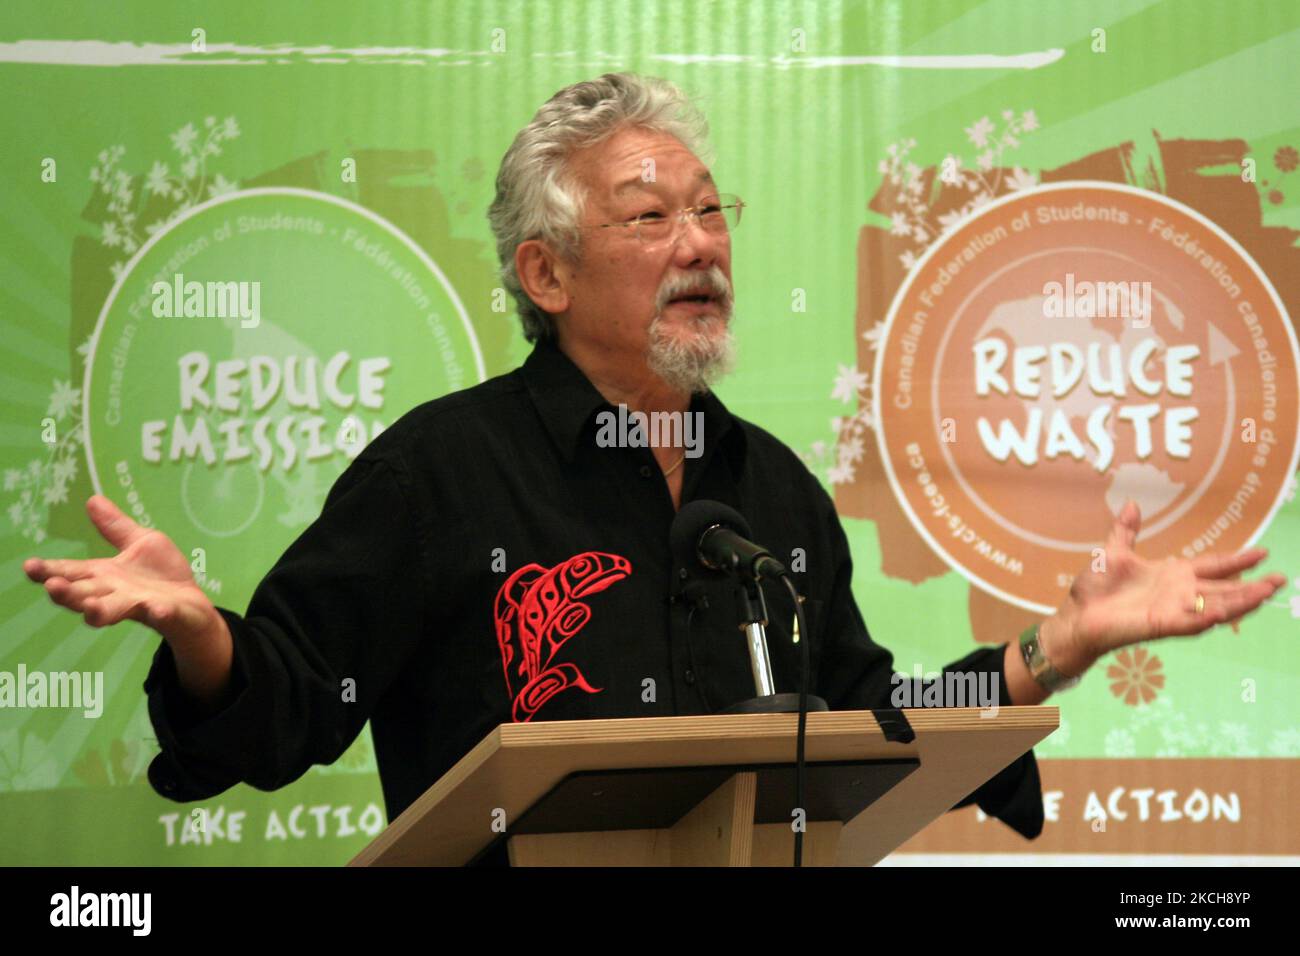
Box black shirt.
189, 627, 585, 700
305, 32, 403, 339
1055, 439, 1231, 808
144, 337, 1044, 846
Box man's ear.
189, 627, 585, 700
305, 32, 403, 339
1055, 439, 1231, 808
515, 239, 571, 315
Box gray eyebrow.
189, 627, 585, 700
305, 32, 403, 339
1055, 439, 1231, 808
613, 169, 715, 196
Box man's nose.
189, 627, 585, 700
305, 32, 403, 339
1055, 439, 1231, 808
671, 213, 727, 265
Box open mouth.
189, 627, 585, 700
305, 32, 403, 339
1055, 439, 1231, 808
667, 292, 717, 306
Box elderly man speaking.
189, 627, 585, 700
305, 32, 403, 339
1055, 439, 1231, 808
23, 74, 1284, 852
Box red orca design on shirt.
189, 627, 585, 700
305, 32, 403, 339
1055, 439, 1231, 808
493, 551, 633, 722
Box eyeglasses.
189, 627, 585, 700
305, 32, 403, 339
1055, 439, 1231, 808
585, 193, 745, 245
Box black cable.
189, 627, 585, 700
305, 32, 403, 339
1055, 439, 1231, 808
682, 594, 718, 713
780, 573, 811, 868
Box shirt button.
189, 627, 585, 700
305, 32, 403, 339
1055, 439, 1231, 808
639, 465, 652, 478
684, 669, 696, 685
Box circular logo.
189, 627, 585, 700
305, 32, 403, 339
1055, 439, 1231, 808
83, 187, 484, 602
873, 181, 1299, 612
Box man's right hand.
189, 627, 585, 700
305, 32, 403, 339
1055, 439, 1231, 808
23, 494, 234, 707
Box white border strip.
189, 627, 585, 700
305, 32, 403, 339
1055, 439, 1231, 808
0, 39, 1064, 71
880, 852, 1300, 866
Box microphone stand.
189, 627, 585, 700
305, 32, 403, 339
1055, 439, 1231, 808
720, 576, 827, 715
718, 573, 826, 868
739, 577, 775, 697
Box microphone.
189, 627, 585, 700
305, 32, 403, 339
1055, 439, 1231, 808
670, 500, 786, 581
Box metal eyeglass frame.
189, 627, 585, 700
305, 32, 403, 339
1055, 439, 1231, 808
583, 193, 745, 245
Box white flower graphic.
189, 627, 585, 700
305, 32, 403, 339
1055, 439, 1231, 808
46, 380, 81, 420
145, 161, 173, 197
862, 319, 887, 351
937, 208, 966, 233
831, 364, 869, 404
1267, 728, 1300, 757
828, 461, 856, 485
841, 435, 866, 464
88, 115, 242, 280
75, 333, 97, 365
965, 116, 994, 149
170, 122, 199, 155
1104, 728, 1136, 757
1006, 166, 1039, 192
208, 173, 238, 199
7, 373, 89, 543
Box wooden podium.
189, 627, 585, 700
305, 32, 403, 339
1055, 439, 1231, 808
350, 705, 1056, 867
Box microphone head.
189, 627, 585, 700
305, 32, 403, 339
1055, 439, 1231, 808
670, 499, 753, 572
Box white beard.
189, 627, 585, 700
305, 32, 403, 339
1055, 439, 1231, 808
645, 310, 736, 395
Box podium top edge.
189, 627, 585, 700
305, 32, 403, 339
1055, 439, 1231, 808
497, 705, 1058, 744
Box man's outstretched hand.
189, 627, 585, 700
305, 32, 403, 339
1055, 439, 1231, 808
1045, 500, 1287, 677
23, 494, 226, 652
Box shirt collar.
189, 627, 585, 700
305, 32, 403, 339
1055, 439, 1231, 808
521, 336, 747, 472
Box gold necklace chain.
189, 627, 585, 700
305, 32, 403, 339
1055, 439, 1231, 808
662, 453, 686, 477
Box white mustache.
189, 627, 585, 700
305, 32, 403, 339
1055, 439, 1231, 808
656, 267, 733, 311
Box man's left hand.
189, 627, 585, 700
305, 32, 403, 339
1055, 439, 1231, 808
1043, 500, 1286, 678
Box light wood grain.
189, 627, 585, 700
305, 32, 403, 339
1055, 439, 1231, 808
752, 821, 843, 867
669, 771, 755, 866
349, 706, 1057, 867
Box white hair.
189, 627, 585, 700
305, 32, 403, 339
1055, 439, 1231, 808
487, 73, 712, 342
